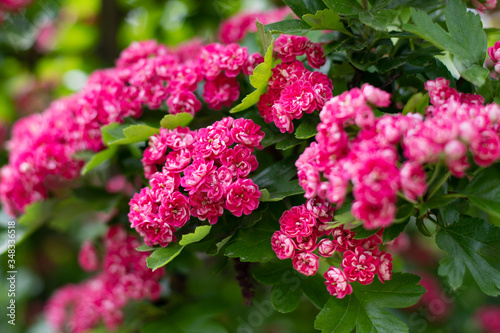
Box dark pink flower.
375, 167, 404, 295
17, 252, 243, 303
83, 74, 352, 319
342, 246, 379, 285
271, 231, 296, 260
324, 266, 353, 299
292, 252, 319, 276
225, 178, 260, 217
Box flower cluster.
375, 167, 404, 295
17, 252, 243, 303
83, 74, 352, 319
45, 226, 165, 333
129, 117, 264, 247
218, 7, 292, 44
0, 38, 262, 216
296, 80, 500, 229
257, 35, 332, 133
271, 198, 393, 299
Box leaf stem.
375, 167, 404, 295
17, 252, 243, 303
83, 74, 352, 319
427, 170, 451, 199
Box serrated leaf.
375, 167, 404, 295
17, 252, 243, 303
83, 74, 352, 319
225, 218, 278, 262
160, 112, 193, 129
436, 216, 500, 296
231, 43, 274, 113
461, 166, 500, 219
81, 146, 118, 175
323, 0, 364, 16
179, 225, 212, 246
302, 9, 352, 36
283, 0, 327, 17
314, 273, 425, 333
102, 123, 159, 146
403, 0, 487, 85
264, 19, 312, 36
146, 243, 184, 270
295, 117, 319, 139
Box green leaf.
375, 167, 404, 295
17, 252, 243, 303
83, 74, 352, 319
81, 146, 118, 175
136, 244, 157, 252
323, 0, 364, 16
383, 219, 409, 243
359, 9, 399, 31
264, 19, 312, 36
102, 123, 159, 146
295, 117, 319, 139
256, 21, 273, 51
276, 136, 304, 150
147, 225, 212, 270
146, 243, 184, 270
403, 0, 487, 85
254, 260, 330, 311
225, 218, 278, 262
461, 166, 500, 219
231, 43, 274, 113
260, 180, 305, 202
436, 216, 500, 296
179, 225, 212, 246
160, 112, 193, 129
314, 273, 425, 333
283, 0, 327, 17
402, 92, 429, 116
302, 9, 352, 36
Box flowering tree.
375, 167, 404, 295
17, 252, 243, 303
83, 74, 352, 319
2, 0, 500, 332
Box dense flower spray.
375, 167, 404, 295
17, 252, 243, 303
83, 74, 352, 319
0, 38, 263, 216
129, 117, 264, 247
271, 198, 393, 298
294, 79, 500, 229
257, 34, 332, 133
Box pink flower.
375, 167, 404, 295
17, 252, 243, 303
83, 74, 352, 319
269, 61, 306, 90
342, 246, 379, 285
166, 90, 201, 116
292, 252, 319, 276
400, 161, 427, 200
274, 34, 311, 63
189, 191, 225, 224
331, 226, 358, 252
318, 239, 336, 257
377, 251, 393, 283
202, 73, 240, 110
278, 80, 317, 118
307, 71, 333, 110
79, 241, 100, 272
472, 0, 497, 11
475, 305, 500, 333
242, 52, 264, 76
257, 88, 280, 123
361, 84, 391, 108
271, 231, 296, 259
135, 215, 176, 247
164, 148, 192, 173
219, 43, 248, 77
470, 129, 500, 166
306, 43, 326, 68
158, 191, 191, 228
230, 118, 265, 149
220, 145, 258, 178
225, 178, 260, 217
295, 233, 318, 252
351, 198, 396, 229
279, 205, 317, 238
181, 160, 216, 195
324, 267, 353, 299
